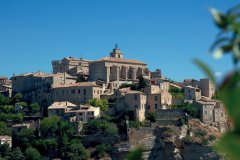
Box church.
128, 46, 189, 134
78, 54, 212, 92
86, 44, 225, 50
88, 44, 150, 83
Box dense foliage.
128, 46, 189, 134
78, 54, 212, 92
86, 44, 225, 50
88, 98, 109, 111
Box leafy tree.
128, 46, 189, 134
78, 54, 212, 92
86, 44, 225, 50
84, 119, 101, 134
12, 113, 24, 122
40, 116, 60, 137
128, 121, 141, 128
0, 143, 11, 159
29, 103, 40, 113
146, 113, 156, 122
101, 122, 118, 135
12, 93, 22, 103
126, 146, 144, 160
10, 147, 25, 160
95, 144, 109, 158
0, 94, 10, 105
0, 105, 14, 113
88, 98, 109, 111
25, 147, 41, 160
65, 140, 90, 160
18, 102, 28, 109
138, 74, 147, 90
0, 121, 11, 136
15, 128, 35, 150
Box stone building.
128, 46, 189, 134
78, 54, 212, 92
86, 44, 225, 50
195, 99, 215, 125
183, 78, 215, 98
184, 85, 201, 101
89, 45, 149, 86
48, 101, 100, 122
52, 82, 101, 105
199, 79, 216, 98
0, 76, 12, 97
144, 85, 172, 112
124, 91, 147, 122
11, 72, 75, 106
195, 98, 227, 132
52, 57, 91, 77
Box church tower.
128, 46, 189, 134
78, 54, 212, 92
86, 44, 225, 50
110, 44, 123, 59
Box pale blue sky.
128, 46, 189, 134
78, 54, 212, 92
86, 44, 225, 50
0, 0, 238, 81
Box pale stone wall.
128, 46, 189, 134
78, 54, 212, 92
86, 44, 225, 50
12, 72, 75, 106
214, 101, 227, 123
125, 92, 146, 122
200, 79, 216, 98
89, 61, 147, 83
52, 85, 100, 105
52, 58, 90, 76
184, 86, 201, 101
196, 101, 215, 125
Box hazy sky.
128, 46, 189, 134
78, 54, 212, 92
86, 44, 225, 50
0, 0, 238, 81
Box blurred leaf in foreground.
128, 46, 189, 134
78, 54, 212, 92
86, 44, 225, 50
193, 59, 216, 85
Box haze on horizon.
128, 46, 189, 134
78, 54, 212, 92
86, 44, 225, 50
0, 0, 238, 82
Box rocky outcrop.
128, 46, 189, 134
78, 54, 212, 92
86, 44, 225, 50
112, 119, 224, 160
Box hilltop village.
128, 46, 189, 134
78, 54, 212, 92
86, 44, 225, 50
0, 45, 228, 159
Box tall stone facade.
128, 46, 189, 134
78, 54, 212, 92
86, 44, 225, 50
52, 82, 101, 105
89, 46, 149, 83
52, 57, 91, 77
12, 72, 75, 106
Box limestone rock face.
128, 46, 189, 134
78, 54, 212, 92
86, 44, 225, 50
113, 124, 223, 160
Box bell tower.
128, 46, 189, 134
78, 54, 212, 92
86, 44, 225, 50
110, 44, 123, 59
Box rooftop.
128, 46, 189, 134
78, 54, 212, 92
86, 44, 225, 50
48, 101, 77, 109
93, 57, 146, 65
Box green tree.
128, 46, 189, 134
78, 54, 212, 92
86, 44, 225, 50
65, 140, 90, 160
12, 93, 22, 103
10, 147, 25, 160
146, 113, 156, 122
138, 74, 147, 90
126, 146, 144, 160
40, 116, 60, 137
29, 103, 40, 113
16, 128, 35, 150
25, 147, 41, 160
95, 144, 108, 158
101, 122, 118, 135
84, 119, 101, 134
0, 121, 11, 136
88, 98, 109, 111
0, 94, 10, 105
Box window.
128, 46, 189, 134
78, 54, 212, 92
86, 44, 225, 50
155, 96, 158, 101
205, 111, 208, 114
188, 90, 190, 93
71, 89, 75, 94
78, 89, 80, 94
155, 104, 158, 109
134, 95, 137, 100
135, 105, 137, 109
84, 89, 86, 95
148, 105, 150, 109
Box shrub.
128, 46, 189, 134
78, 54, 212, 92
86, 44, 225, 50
129, 121, 141, 128
146, 113, 156, 122
195, 129, 207, 137
202, 138, 209, 146
182, 136, 193, 144
95, 144, 109, 158
209, 135, 216, 142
